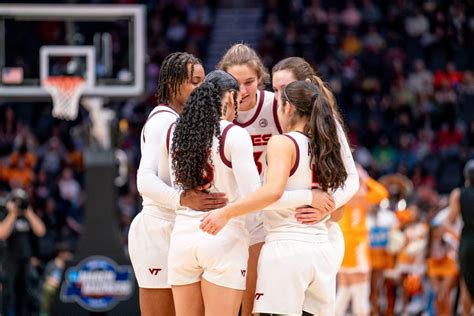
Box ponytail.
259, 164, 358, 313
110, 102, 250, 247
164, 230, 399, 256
311, 75, 343, 126
309, 88, 347, 191
282, 80, 347, 191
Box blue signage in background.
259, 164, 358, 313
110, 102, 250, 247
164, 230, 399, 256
369, 226, 390, 248
60, 256, 134, 312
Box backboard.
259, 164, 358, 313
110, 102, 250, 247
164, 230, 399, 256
0, 4, 145, 99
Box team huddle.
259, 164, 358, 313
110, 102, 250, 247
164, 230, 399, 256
127, 44, 359, 316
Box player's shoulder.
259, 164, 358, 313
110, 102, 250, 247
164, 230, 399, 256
267, 134, 295, 149
148, 104, 178, 121
146, 106, 178, 127
261, 90, 275, 106
220, 121, 251, 147
222, 121, 249, 137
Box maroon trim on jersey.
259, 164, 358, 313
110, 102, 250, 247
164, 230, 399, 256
295, 131, 309, 138
157, 103, 178, 113
233, 90, 265, 127
142, 107, 178, 143
283, 134, 300, 177
272, 97, 283, 134
220, 123, 237, 168
166, 123, 176, 154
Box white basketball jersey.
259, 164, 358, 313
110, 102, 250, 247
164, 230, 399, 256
234, 90, 282, 178
138, 104, 179, 218
170, 120, 261, 224
263, 132, 328, 238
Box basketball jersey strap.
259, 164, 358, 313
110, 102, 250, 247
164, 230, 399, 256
272, 97, 283, 134
219, 124, 237, 168
166, 122, 176, 154
282, 134, 300, 177
142, 107, 178, 143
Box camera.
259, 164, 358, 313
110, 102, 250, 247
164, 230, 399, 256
0, 189, 29, 215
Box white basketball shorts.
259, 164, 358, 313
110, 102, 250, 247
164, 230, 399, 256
128, 209, 174, 288
168, 217, 249, 290
253, 238, 338, 315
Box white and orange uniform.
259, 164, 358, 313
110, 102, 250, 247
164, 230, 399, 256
236, 90, 359, 251
339, 178, 389, 272
254, 132, 359, 315
427, 208, 460, 279
167, 121, 261, 289
128, 104, 181, 289
396, 221, 429, 276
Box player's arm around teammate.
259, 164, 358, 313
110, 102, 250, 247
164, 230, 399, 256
168, 70, 261, 316
217, 46, 337, 316
128, 52, 226, 316
201, 80, 356, 315
200, 79, 354, 233
271, 57, 359, 226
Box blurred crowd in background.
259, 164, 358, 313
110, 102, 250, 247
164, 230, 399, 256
0, 0, 472, 315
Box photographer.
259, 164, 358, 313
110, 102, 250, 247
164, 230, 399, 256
0, 189, 45, 316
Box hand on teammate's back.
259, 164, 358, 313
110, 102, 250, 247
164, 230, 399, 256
180, 187, 228, 211
294, 189, 335, 225
199, 208, 230, 235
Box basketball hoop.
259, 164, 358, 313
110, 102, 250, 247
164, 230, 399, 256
42, 76, 86, 120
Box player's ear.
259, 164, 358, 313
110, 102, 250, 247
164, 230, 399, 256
285, 101, 295, 115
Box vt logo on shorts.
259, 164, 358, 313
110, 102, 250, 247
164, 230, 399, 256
148, 268, 162, 275
255, 293, 264, 300
241, 269, 246, 277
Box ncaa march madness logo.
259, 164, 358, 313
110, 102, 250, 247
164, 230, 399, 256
60, 256, 134, 312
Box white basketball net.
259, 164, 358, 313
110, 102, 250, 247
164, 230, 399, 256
42, 76, 86, 120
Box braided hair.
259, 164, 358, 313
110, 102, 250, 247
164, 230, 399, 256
156, 52, 202, 105
172, 70, 240, 190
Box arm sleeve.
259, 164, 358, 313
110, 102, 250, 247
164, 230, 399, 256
226, 127, 262, 197
265, 190, 313, 209
331, 121, 359, 209
228, 128, 312, 209
136, 113, 181, 209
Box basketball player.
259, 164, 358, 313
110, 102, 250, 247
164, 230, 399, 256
128, 52, 226, 316
168, 70, 259, 316
271, 56, 360, 316
201, 80, 358, 315
335, 165, 388, 316
218, 47, 355, 315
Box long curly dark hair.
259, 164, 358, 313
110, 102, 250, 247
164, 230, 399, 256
282, 81, 347, 191
172, 70, 240, 190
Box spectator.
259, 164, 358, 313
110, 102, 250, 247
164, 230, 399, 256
58, 167, 81, 210
407, 59, 434, 96
0, 189, 46, 316
361, 0, 381, 24
39, 242, 73, 316
405, 9, 430, 38
166, 16, 187, 51
434, 61, 464, 89
340, 2, 362, 28
4, 141, 37, 189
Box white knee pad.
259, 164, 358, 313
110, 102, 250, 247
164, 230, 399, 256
335, 285, 351, 316
350, 282, 370, 315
